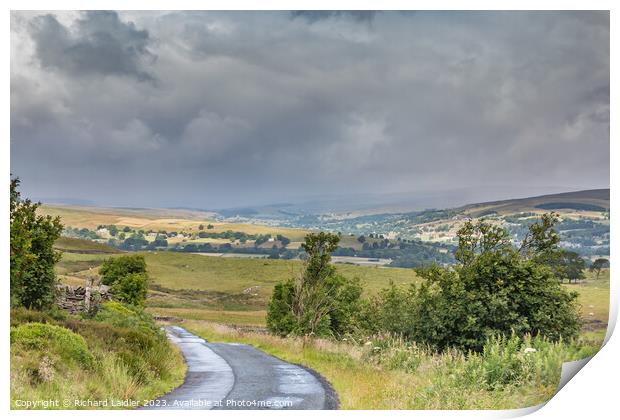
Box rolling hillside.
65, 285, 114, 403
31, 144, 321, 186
279, 189, 610, 258
459, 189, 609, 217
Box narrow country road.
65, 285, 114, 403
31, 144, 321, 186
143, 326, 338, 410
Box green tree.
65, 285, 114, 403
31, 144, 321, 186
557, 250, 586, 284
267, 232, 362, 337
276, 234, 291, 247
402, 215, 580, 351
99, 255, 147, 286
10, 178, 63, 309
99, 255, 149, 307
111, 272, 148, 306
107, 225, 119, 236
590, 258, 609, 280
151, 234, 168, 248
519, 212, 562, 261
366, 281, 412, 335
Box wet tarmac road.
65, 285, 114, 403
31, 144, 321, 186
144, 326, 337, 410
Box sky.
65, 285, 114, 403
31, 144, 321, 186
10, 11, 610, 210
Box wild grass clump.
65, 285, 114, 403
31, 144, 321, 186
11, 322, 94, 367
92, 301, 163, 336
366, 332, 595, 391
462, 335, 567, 390
10, 304, 185, 409
10, 306, 67, 326
363, 334, 426, 373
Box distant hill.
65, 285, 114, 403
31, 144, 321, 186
459, 189, 609, 217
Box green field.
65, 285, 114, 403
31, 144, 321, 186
56, 246, 421, 324
56, 240, 610, 335
50, 236, 610, 410
143, 251, 420, 323
143, 252, 419, 296
566, 270, 610, 330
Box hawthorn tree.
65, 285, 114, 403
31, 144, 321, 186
590, 258, 610, 280
267, 232, 362, 337
99, 255, 149, 306
405, 215, 581, 351
10, 177, 63, 309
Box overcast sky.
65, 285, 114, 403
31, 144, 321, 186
10, 11, 609, 210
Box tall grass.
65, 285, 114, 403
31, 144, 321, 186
10, 305, 186, 409
183, 320, 601, 409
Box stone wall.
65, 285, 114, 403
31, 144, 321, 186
56, 284, 113, 314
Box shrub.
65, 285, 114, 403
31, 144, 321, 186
99, 255, 149, 307
99, 255, 147, 286
11, 322, 93, 367
266, 281, 298, 335
93, 301, 158, 334
365, 335, 425, 373
368, 215, 581, 352
267, 233, 363, 337
409, 257, 580, 351
111, 273, 148, 306
98, 300, 138, 317
62, 301, 170, 382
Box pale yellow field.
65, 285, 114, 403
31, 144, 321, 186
41, 204, 310, 240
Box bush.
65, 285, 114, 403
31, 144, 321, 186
267, 233, 363, 337
365, 335, 425, 373
99, 255, 149, 307
367, 216, 581, 352
10, 303, 185, 407
93, 301, 158, 334
111, 273, 148, 306
11, 322, 93, 367
99, 255, 147, 286
266, 281, 298, 335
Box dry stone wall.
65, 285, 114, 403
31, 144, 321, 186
56, 284, 113, 314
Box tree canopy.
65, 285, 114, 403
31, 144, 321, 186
10, 178, 63, 309
369, 216, 581, 351
267, 232, 362, 337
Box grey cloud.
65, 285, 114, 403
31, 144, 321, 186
290, 11, 378, 24
28, 11, 154, 80
10, 11, 609, 209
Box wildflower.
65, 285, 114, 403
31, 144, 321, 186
523, 347, 537, 354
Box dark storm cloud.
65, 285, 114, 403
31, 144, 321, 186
290, 10, 378, 24
10, 11, 609, 209
28, 11, 154, 80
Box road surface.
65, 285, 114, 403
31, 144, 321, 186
143, 326, 338, 410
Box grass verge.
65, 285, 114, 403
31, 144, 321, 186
180, 319, 602, 409
10, 303, 186, 409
